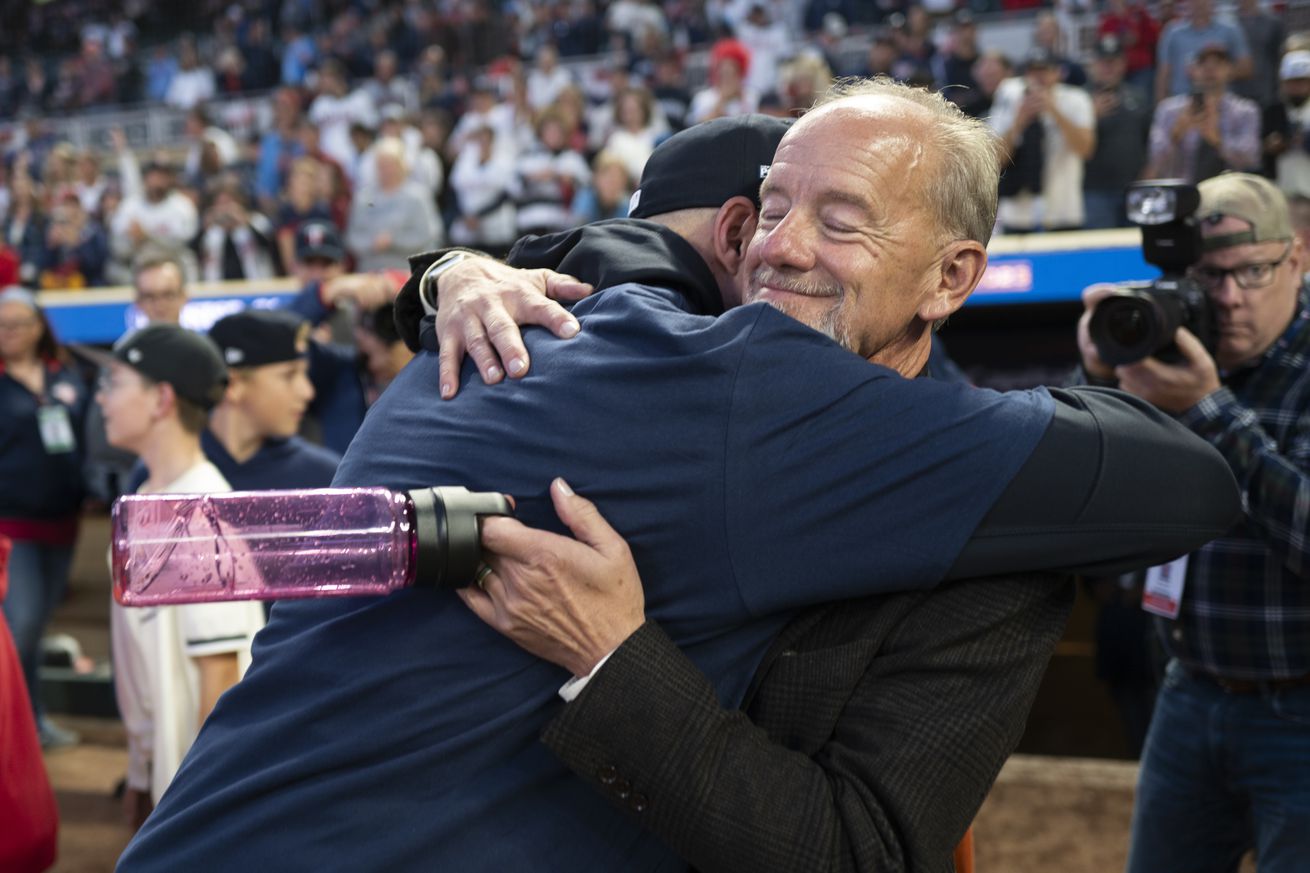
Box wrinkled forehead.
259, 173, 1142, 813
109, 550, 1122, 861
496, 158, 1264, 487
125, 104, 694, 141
767, 97, 929, 193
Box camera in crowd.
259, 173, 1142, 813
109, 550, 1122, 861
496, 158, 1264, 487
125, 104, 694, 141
1087, 181, 1217, 365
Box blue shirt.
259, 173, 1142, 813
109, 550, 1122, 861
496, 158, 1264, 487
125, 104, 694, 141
1159, 19, 1251, 97
201, 430, 340, 491
122, 286, 1053, 871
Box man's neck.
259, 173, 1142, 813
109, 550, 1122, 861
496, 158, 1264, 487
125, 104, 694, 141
140, 426, 207, 492
867, 332, 933, 379
209, 405, 265, 464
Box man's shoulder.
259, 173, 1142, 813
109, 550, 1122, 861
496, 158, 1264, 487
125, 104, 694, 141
163, 460, 231, 494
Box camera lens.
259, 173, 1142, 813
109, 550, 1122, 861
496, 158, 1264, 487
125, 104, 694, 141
1089, 291, 1168, 365
1105, 304, 1151, 349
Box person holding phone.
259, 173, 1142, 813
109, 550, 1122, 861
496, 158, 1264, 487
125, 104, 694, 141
1148, 42, 1260, 183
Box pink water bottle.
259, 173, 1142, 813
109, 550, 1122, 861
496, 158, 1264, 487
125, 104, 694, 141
112, 486, 513, 606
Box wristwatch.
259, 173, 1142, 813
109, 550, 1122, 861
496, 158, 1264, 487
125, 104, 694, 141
419, 251, 473, 317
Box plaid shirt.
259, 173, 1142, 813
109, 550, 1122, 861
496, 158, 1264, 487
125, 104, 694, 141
1166, 282, 1310, 680
1148, 92, 1262, 183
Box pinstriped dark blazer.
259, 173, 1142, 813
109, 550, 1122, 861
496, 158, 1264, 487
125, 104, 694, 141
543, 572, 1074, 873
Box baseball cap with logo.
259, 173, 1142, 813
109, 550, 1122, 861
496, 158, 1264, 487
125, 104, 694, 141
1280, 50, 1310, 81
209, 309, 311, 368
295, 220, 346, 263
78, 324, 228, 409
1197, 172, 1293, 252
627, 114, 792, 220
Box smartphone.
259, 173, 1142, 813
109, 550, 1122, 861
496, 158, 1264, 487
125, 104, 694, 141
1190, 91, 1205, 112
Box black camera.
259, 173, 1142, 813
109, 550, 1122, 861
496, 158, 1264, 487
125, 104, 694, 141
1087, 181, 1217, 366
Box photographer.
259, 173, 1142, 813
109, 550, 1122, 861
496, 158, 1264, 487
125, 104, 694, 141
1078, 173, 1310, 872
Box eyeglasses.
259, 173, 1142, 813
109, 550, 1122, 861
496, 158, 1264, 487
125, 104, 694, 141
1190, 241, 1294, 291
0, 318, 38, 332
135, 290, 183, 304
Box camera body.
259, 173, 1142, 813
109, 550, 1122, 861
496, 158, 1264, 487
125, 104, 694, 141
1087, 180, 1218, 365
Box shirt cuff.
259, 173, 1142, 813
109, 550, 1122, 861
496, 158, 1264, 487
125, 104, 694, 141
558, 649, 617, 702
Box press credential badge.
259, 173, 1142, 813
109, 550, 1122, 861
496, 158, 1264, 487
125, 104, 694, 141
1141, 555, 1189, 619
37, 404, 76, 454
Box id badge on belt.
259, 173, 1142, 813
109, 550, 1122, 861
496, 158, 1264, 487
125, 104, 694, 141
1141, 555, 1188, 619
37, 404, 76, 454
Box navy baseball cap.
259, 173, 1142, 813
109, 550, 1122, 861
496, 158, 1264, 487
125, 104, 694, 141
295, 220, 346, 262
78, 324, 228, 409
209, 309, 311, 368
627, 114, 792, 219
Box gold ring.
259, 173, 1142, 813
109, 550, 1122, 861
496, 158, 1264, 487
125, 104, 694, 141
475, 563, 494, 589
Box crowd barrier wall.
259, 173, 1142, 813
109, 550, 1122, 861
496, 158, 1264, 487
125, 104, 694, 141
38, 228, 1150, 344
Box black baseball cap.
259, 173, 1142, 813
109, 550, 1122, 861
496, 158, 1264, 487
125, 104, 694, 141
209, 309, 311, 368
1025, 47, 1058, 70
295, 220, 346, 262
627, 114, 792, 220
1095, 35, 1124, 59
79, 324, 228, 409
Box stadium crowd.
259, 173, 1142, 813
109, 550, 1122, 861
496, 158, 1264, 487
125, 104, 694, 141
1, 2, 1310, 872
0, 0, 1307, 294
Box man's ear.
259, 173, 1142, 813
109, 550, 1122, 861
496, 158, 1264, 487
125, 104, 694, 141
152, 380, 178, 423
711, 196, 759, 276
919, 240, 988, 325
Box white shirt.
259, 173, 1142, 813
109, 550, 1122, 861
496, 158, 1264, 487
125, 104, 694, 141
310, 90, 380, 172
165, 68, 216, 110
1277, 102, 1310, 198
110, 461, 266, 803
988, 77, 1095, 230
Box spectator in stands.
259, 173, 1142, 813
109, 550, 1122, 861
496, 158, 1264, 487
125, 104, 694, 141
1232, 0, 1283, 110
144, 45, 176, 103
604, 86, 664, 182
20, 59, 51, 113
366, 50, 420, 116
859, 30, 897, 80
182, 106, 240, 186
651, 54, 691, 131
1084, 36, 1154, 229
255, 87, 306, 216
310, 59, 379, 174
940, 11, 981, 108
1156, 0, 1251, 103
527, 44, 575, 112
165, 38, 216, 110
76, 36, 116, 106
571, 150, 632, 223
513, 111, 592, 237
447, 79, 515, 159
1148, 44, 1261, 183
72, 149, 106, 216
962, 51, 1012, 119
1291, 193, 1310, 250
689, 39, 757, 124
109, 137, 199, 283
4, 159, 47, 289
1263, 51, 1310, 198
346, 137, 442, 272
1033, 11, 1087, 88
733, 3, 793, 100
40, 143, 77, 205
38, 195, 107, 289
275, 156, 335, 276
777, 52, 832, 117
889, 9, 936, 88
448, 125, 518, 253
0, 287, 87, 751
196, 178, 279, 282
294, 119, 353, 230
281, 23, 318, 87
239, 18, 280, 92
606, 0, 669, 49
132, 256, 188, 324
991, 48, 1097, 232
1098, 0, 1161, 94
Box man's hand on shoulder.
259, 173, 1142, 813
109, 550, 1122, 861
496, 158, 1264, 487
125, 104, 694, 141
457, 478, 645, 678
431, 256, 593, 400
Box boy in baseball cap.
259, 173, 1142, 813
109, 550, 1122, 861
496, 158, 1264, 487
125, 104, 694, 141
206, 309, 340, 489
90, 322, 265, 827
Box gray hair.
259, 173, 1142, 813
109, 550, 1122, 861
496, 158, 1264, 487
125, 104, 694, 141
812, 76, 1003, 246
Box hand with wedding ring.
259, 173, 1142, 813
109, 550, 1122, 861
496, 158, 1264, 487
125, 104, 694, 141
458, 478, 646, 677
